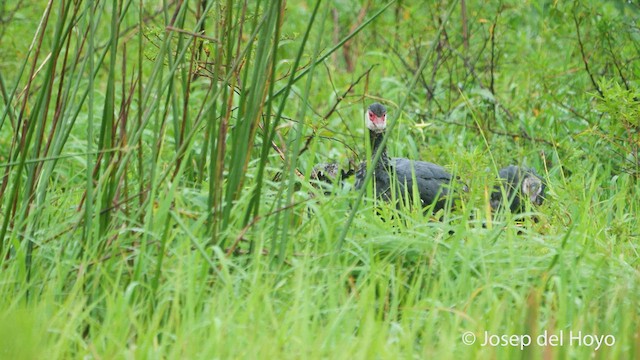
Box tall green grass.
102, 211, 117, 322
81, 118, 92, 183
0, 0, 638, 358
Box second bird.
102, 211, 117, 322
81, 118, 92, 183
490, 165, 545, 213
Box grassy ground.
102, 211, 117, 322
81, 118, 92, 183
0, 0, 638, 359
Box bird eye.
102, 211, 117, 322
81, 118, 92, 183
368, 112, 374, 120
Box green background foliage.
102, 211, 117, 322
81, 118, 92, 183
0, 0, 638, 358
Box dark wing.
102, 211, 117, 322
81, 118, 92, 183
391, 158, 454, 206
491, 166, 520, 211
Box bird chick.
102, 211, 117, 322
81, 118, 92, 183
311, 162, 354, 195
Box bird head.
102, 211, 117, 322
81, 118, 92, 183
522, 175, 545, 206
366, 103, 387, 133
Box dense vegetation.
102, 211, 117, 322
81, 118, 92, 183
0, 0, 638, 358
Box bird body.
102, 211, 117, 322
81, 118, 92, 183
391, 157, 456, 209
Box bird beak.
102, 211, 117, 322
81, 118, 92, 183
366, 111, 386, 132
372, 115, 385, 127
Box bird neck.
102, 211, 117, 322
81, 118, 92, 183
369, 130, 389, 166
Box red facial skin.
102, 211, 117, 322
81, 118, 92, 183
367, 110, 386, 132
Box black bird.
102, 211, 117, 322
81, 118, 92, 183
490, 165, 545, 213
355, 103, 461, 212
